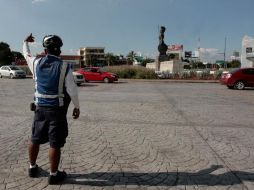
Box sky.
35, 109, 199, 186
1, 0, 254, 63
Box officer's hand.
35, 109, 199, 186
72, 108, 80, 119
24, 33, 35, 43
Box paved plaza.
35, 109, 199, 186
1, 78, 254, 190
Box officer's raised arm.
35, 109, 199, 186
23, 33, 36, 74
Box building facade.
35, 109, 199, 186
79, 47, 105, 67
60, 55, 81, 70
241, 36, 254, 67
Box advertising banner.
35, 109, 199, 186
168, 44, 183, 51
192, 51, 200, 58
184, 51, 192, 58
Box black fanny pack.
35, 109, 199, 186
30, 102, 36, 111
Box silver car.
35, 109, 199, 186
0, 65, 26, 79
72, 71, 84, 86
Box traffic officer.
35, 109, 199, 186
23, 33, 80, 184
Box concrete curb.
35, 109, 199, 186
119, 78, 220, 83
26, 75, 220, 83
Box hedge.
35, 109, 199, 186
104, 65, 157, 79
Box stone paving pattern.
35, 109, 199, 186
1, 79, 254, 190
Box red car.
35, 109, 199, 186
225, 68, 254, 90
76, 67, 118, 83
219, 72, 229, 85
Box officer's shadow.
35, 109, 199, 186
62, 165, 254, 186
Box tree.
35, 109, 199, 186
197, 61, 205, 69
169, 53, 176, 60
126, 51, 136, 65
105, 53, 117, 66
12, 51, 25, 60
190, 61, 205, 69
0, 42, 13, 66
227, 60, 241, 68
12, 51, 26, 65
183, 65, 191, 69
142, 58, 155, 67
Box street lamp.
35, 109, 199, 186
217, 37, 227, 69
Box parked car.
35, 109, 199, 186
225, 68, 254, 90
76, 67, 118, 83
0, 65, 26, 79
72, 71, 84, 86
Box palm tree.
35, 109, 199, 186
0, 42, 13, 66
126, 51, 136, 65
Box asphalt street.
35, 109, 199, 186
1, 78, 254, 190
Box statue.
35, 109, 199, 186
158, 26, 168, 56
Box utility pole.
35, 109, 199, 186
198, 36, 201, 62
224, 37, 227, 69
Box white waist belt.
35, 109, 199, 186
35, 92, 64, 98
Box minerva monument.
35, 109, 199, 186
156, 26, 168, 71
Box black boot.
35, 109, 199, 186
28, 164, 38, 178
48, 171, 67, 185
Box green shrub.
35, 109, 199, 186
213, 70, 223, 79
105, 65, 157, 79
196, 70, 210, 79
179, 71, 191, 79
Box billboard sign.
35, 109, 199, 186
192, 51, 200, 58
184, 51, 192, 58
168, 44, 183, 51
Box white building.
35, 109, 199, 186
79, 47, 105, 67
241, 36, 254, 67
60, 55, 81, 70
146, 60, 188, 73
230, 51, 240, 61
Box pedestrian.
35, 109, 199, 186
23, 33, 80, 184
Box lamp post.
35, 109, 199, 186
224, 37, 227, 69
217, 37, 227, 69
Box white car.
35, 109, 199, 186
0, 65, 26, 79
72, 71, 84, 86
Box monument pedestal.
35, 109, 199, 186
155, 57, 160, 71
155, 55, 168, 71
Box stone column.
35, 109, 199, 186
155, 56, 160, 71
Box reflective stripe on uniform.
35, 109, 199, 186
33, 58, 40, 105
58, 63, 68, 106
35, 92, 64, 98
